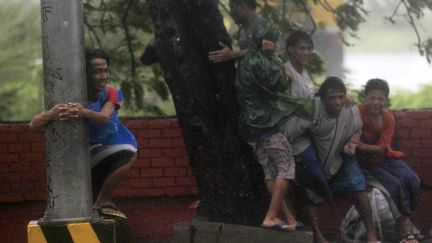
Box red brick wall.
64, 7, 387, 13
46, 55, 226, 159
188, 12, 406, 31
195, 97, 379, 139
1, 110, 431, 203
393, 110, 432, 186
0, 118, 197, 202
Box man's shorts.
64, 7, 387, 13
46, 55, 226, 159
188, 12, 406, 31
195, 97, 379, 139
91, 147, 136, 200
255, 132, 295, 181
328, 155, 366, 192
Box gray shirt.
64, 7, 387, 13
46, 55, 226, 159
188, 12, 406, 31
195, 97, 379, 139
280, 98, 362, 178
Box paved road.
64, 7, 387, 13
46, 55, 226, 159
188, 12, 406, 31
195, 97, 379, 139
344, 52, 432, 93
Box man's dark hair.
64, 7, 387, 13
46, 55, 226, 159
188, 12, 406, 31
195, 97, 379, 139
317, 76, 346, 98
85, 48, 110, 67
230, 0, 257, 10
364, 78, 390, 97
286, 30, 313, 49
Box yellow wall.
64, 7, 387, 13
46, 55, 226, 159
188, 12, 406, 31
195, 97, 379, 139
259, 0, 343, 27
310, 0, 342, 27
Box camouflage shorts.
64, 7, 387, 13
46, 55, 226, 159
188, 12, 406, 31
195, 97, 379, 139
255, 132, 295, 180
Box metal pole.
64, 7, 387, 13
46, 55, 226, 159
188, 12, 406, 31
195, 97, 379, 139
40, 0, 93, 223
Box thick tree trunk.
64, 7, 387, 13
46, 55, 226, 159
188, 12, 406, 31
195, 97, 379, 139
145, 0, 267, 225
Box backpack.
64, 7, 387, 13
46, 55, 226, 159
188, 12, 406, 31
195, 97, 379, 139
339, 188, 419, 242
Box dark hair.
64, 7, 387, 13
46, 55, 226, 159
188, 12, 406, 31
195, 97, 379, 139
317, 76, 346, 98
364, 78, 390, 97
230, 0, 257, 9
286, 30, 313, 49
85, 48, 110, 67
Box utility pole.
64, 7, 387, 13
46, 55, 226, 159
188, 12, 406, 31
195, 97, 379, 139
39, 0, 92, 223
27, 1, 127, 241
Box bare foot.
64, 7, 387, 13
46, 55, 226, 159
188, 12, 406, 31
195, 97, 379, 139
262, 217, 284, 226
284, 221, 304, 231
396, 217, 418, 243
262, 217, 293, 231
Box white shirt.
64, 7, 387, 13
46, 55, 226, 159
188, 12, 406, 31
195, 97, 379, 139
284, 60, 315, 98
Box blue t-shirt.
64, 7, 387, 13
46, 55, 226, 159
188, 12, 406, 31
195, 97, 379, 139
88, 87, 137, 148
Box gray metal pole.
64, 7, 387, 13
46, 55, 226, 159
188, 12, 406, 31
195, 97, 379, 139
40, 0, 93, 223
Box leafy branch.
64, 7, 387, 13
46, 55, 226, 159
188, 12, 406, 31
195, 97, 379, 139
387, 0, 432, 62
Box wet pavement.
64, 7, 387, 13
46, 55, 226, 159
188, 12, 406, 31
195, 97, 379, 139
2, 190, 432, 242
0, 196, 197, 243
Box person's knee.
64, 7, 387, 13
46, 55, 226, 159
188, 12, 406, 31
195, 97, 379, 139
275, 177, 290, 184
406, 172, 421, 186
128, 153, 137, 164
265, 180, 275, 193
123, 152, 137, 169
273, 178, 289, 190
109, 153, 137, 176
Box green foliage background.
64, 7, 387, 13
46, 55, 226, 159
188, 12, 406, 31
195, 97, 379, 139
0, 0, 42, 121
391, 84, 432, 109
1, 0, 431, 121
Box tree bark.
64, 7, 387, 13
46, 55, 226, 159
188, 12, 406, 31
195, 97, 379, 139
145, 0, 267, 225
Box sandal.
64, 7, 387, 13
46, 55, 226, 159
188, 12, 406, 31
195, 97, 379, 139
399, 234, 418, 243
261, 223, 295, 232
294, 222, 305, 230
98, 202, 127, 220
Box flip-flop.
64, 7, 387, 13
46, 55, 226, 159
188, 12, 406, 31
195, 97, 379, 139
294, 222, 305, 230
399, 234, 418, 243
261, 223, 294, 232
99, 202, 127, 220
280, 222, 305, 231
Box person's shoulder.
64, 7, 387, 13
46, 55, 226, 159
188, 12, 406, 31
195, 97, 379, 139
256, 15, 269, 24
348, 105, 362, 128
382, 108, 393, 116
257, 15, 276, 24
351, 104, 361, 112
357, 104, 365, 110
256, 16, 276, 30
284, 60, 293, 69
105, 85, 121, 109
254, 15, 280, 41
106, 85, 119, 92
382, 108, 395, 122
106, 85, 120, 99
310, 97, 322, 120
355, 104, 368, 119
314, 98, 323, 112
253, 16, 268, 31
345, 103, 361, 117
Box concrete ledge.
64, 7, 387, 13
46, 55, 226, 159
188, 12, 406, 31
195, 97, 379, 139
174, 220, 313, 243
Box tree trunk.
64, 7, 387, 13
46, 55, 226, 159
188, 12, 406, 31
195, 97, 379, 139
145, 0, 267, 225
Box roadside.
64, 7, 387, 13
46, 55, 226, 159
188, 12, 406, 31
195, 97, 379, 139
0, 196, 197, 243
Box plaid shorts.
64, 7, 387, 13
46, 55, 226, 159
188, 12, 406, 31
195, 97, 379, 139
255, 132, 295, 180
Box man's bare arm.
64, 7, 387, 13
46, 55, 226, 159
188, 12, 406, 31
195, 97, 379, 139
28, 104, 69, 131
208, 42, 248, 63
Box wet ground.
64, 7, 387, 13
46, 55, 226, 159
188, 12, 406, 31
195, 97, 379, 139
2, 190, 432, 242
0, 196, 196, 243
